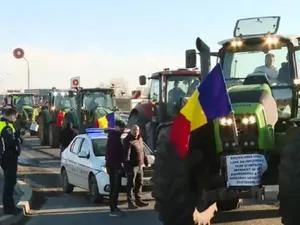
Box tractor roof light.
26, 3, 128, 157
293, 79, 300, 85
231, 39, 243, 47
264, 34, 279, 46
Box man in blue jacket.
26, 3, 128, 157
105, 120, 125, 217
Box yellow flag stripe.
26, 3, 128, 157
180, 90, 207, 131
97, 116, 108, 128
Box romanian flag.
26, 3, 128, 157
94, 113, 115, 128
169, 63, 232, 158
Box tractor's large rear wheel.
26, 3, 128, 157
49, 123, 60, 148
37, 116, 49, 145
279, 127, 300, 224
152, 124, 216, 225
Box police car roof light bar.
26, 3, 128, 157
85, 128, 105, 133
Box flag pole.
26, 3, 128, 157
230, 111, 239, 152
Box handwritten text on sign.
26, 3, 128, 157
226, 154, 268, 187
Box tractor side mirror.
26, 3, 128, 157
185, 49, 197, 68
68, 90, 74, 97
139, 75, 147, 86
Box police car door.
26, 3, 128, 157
76, 138, 92, 189
67, 137, 84, 187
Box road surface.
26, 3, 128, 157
18, 137, 282, 225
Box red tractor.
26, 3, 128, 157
127, 68, 201, 150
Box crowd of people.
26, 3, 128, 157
59, 120, 149, 217
105, 122, 149, 217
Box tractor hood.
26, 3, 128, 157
227, 83, 278, 125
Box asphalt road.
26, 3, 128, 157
18, 137, 282, 225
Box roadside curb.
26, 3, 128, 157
0, 180, 33, 225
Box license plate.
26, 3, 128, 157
143, 178, 152, 186
225, 154, 268, 187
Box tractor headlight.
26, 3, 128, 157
219, 117, 233, 126
242, 115, 256, 125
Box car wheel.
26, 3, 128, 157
61, 169, 74, 193
89, 175, 103, 203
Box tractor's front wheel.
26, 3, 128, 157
279, 127, 300, 224
152, 124, 195, 225
151, 124, 217, 225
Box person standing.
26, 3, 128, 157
0, 108, 22, 214
59, 122, 77, 154
123, 125, 149, 209
105, 120, 126, 217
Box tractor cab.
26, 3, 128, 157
139, 68, 200, 121
5, 93, 35, 109
187, 16, 300, 123
130, 68, 200, 150
3, 93, 38, 133
37, 89, 77, 147
69, 88, 121, 133
47, 90, 77, 112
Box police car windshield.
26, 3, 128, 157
92, 138, 152, 157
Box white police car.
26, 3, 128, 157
60, 128, 155, 202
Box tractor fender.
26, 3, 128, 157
155, 122, 172, 143
128, 102, 152, 127
63, 110, 79, 128
38, 109, 52, 124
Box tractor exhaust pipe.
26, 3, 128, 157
185, 38, 213, 80
196, 38, 211, 78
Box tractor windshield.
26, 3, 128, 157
165, 75, 200, 115
53, 94, 76, 110
222, 39, 292, 118
222, 41, 291, 86
83, 91, 114, 111
15, 95, 34, 108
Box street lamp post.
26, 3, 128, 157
13, 48, 30, 89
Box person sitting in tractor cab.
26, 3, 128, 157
278, 54, 292, 84
187, 78, 200, 96
168, 81, 186, 102
168, 81, 186, 115
253, 53, 278, 81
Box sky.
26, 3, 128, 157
0, 0, 299, 91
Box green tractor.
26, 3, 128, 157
151, 16, 300, 224
67, 88, 123, 133
3, 93, 39, 135
37, 89, 77, 147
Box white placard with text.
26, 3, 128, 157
226, 154, 268, 187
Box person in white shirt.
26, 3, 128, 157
253, 53, 278, 80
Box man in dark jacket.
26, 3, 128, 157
59, 122, 77, 154
124, 125, 149, 209
0, 108, 22, 214
105, 120, 125, 217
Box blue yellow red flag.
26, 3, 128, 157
94, 113, 115, 128
169, 63, 232, 157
